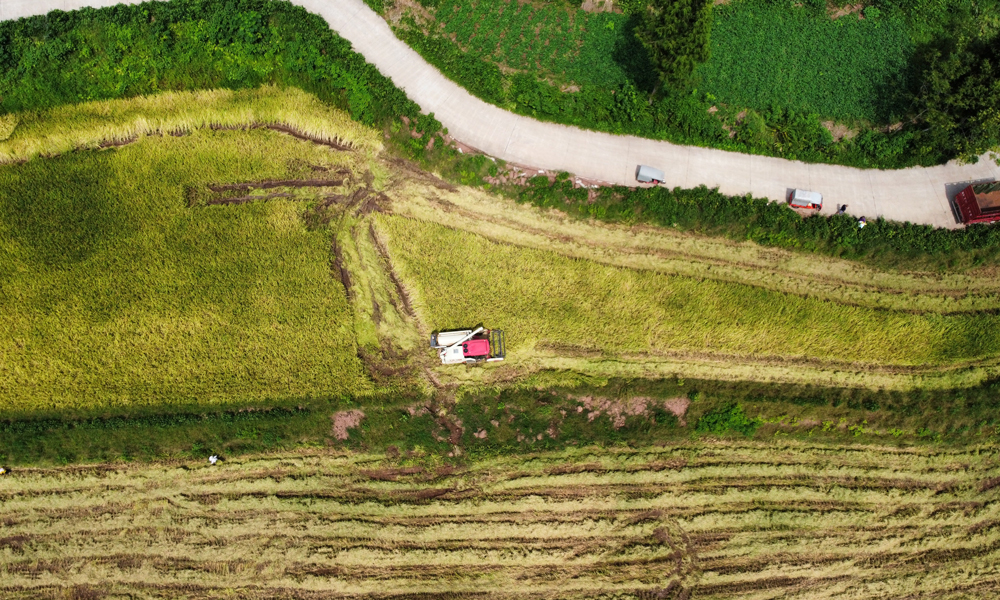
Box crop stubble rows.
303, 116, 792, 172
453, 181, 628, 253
0, 443, 997, 598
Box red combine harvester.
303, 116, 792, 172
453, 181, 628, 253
430, 327, 505, 365
954, 181, 1000, 224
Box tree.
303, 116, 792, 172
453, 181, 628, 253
635, 0, 713, 89
913, 35, 1000, 163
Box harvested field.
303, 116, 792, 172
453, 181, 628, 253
0, 442, 997, 599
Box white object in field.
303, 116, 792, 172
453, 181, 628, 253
209, 455, 218, 465
440, 345, 469, 365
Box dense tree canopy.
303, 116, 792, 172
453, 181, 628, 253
914, 35, 1000, 162
635, 0, 713, 88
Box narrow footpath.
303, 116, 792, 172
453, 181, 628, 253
4, 0, 999, 227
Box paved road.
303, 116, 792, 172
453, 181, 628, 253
5, 0, 1000, 227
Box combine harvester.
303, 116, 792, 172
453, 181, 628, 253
430, 327, 505, 365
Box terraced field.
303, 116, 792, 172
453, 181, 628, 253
6, 85, 1000, 413
0, 443, 997, 598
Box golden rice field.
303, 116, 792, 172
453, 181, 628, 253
376, 215, 1000, 368
0, 442, 997, 599
0, 86, 381, 163
387, 182, 1000, 314
0, 112, 375, 411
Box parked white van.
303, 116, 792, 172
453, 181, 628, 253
635, 165, 665, 184
788, 189, 822, 210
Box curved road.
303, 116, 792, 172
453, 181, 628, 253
4, 0, 1000, 228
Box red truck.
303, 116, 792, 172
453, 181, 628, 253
954, 181, 1000, 224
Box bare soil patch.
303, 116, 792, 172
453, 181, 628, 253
662, 396, 691, 426
331, 238, 354, 300
581, 0, 617, 12
211, 122, 354, 151
829, 3, 864, 18
822, 120, 857, 142
979, 476, 1000, 493
484, 160, 611, 190
572, 395, 692, 428
98, 136, 138, 148
207, 179, 346, 192
205, 192, 293, 205
330, 409, 365, 440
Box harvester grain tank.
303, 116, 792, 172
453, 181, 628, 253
430, 327, 505, 365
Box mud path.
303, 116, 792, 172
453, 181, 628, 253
207, 178, 346, 191
368, 221, 415, 318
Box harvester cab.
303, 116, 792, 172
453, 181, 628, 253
430, 327, 506, 365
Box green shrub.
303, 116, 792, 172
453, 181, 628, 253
911, 33, 1000, 163
0, 0, 420, 126
736, 109, 774, 150
618, 0, 648, 15
695, 403, 761, 436
636, 0, 713, 88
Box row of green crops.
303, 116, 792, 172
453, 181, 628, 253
698, 2, 915, 124
395, 1, 934, 168
432, 0, 649, 89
